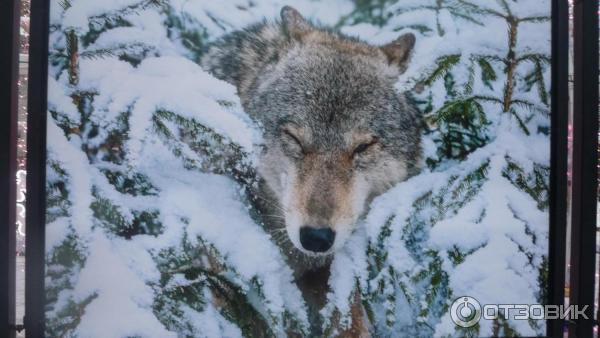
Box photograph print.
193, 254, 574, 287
44, 0, 552, 337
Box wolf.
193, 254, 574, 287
201, 6, 421, 336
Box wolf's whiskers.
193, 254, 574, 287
260, 213, 286, 221
269, 227, 287, 234
252, 192, 289, 213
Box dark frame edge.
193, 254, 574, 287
25, 0, 50, 337
568, 0, 599, 337
547, 0, 569, 337
0, 0, 21, 337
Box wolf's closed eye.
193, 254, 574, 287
353, 139, 378, 156
282, 128, 306, 157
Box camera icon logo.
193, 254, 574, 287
450, 296, 482, 328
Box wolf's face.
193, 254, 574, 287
246, 7, 422, 256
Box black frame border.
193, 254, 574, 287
0, 0, 21, 337
547, 0, 569, 336
568, 0, 599, 337
22, 1, 573, 337
25, 0, 50, 337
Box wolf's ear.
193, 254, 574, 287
281, 6, 313, 41
381, 33, 416, 73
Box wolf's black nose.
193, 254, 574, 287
299, 226, 335, 253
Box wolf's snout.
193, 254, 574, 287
299, 226, 335, 253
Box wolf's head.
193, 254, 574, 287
244, 7, 422, 258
